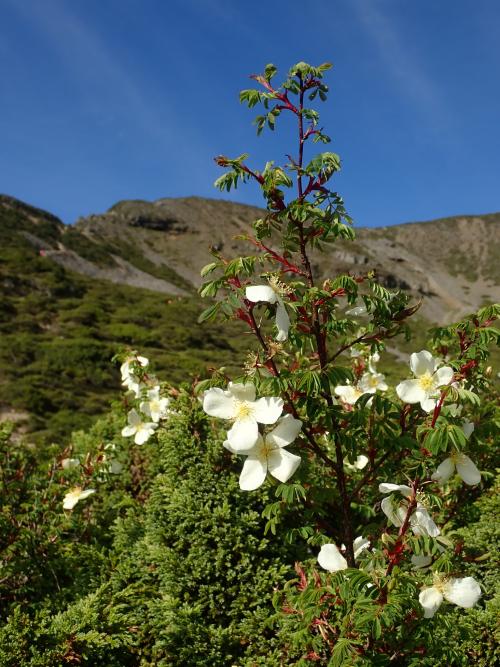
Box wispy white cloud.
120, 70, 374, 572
4, 0, 187, 152
350, 0, 451, 131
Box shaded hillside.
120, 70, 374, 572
0, 196, 245, 442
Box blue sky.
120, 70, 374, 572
1, 0, 499, 227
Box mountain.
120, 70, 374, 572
11, 193, 497, 322
1, 194, 499, 441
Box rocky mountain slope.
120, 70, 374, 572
4, 194, 496, 323
1, 193, 499, 441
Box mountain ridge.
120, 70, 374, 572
1, 193, 499, 441
3, 193, 497, 323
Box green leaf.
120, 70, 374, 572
200, 262, 219, 277
264, 63, 277, 81
197, 302, 220, 324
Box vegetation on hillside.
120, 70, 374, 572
0, 201, 245, 442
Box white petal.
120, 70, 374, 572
266, 414, 302, 448
63, 488, 95, 510
228, 382, 256, 402
433, 366, 454, 387
379, 483, 412, 497
461, 421, 474, 439
420, 397, 437, 413
223, 436, 260, 456
395, 504, 409, 525
346, 454, 369, 471
245, 285, 277, 304
396, 379, 427, 405
123, 378, 143, 397
63, 491, 79, 510
127, 409, 141, 426
359, 372, 388, 394
431, 458, 455, 484
353, 536, 370, 559
120, 360, 131, 379
444, 577, 482, 608
134, 425, 155, 445
419, 586, 443, 618
411, 554, 433, 569
139, 401, 152, 418
275, 299, 290, 341
147, 386, 160, 401
381, 496, 403, 527
267, 448, 301, 483
317, 543, 348, 572
335, 385, 361, 405
227, 419, 259, 451
121, 425, 137, 438
253, 396, 284, 424
455, 454, 481, 486
239, 456, 267, 490
368, 352, 380, 373
410, 350, 436, 377
411, 507, 440, 537
203, 388, 235, 419
78, 489, 96, 501
222, 439, 237, 454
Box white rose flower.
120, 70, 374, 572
122, 375, 144, 398
63, 486, 95, 510
431, 452, 481, 486
245, 277, 291, 341
121, 408, 157, 445
120, 355, 148, 381
317, 536, 370, 572
358, 371, 388, 394
203, 382, 283, 451
419, 576, 481, 618
140, 386, 171, 423
224, 414, 302, 490
345, 454, 369, 471
334, 383, 364, 405
379, 483, 440, 537
396, 350, 454, 412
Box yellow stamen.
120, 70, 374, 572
269, 275, 292, 296
449, 452, 465, 465
418, 372, 435, 392
234, 401, 254, 421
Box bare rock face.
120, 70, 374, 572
2, 194, 499, 323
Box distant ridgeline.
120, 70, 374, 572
0, 193, 499, 442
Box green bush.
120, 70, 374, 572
0, 397, 305, 665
